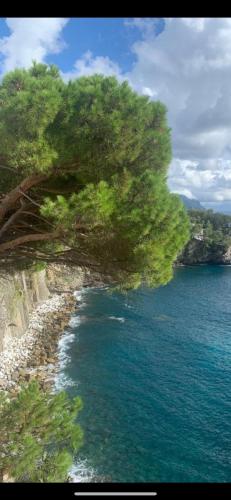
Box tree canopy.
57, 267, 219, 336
0, 62, 190, 289
0, 381, 83, 482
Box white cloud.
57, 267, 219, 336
125, 17, 231, 202
168, 158, 231, 202
51, 18, 231, 203
124, 18, 161, 38
1, 17, 231, 203
181, 18, 208, 32
0, 18, 68, 74
63, 50, 123, 82
142, 86, 157, 97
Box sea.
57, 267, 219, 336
54, 265, 231, 483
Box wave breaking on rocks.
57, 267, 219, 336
0, 292, 78, 393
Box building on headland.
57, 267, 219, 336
194, 228, 204, 241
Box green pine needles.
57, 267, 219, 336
0, 62, 190, 289
0, 381, 83, 482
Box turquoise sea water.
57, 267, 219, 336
57, 266, 231, 482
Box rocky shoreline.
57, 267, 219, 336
0, 291, 80, 394
0, 262, 106, 395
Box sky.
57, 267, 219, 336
1, 17, 231, 210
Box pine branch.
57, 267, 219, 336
0, 205, 25, 240
0, 231, 60, 253
18, 189, 42, 208
21, 211, 55, 228
0, 174, 48, 223
0, 165, 20, 174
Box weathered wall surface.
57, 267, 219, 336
0, 259, 107, 355
0, 269, 50, 352
0, 264, 85, 353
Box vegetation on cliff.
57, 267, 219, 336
0, 62, 189, 289
0, 381, 83, 482
179, 209, 231, 264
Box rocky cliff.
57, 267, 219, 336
0, 264, 86, 354
178, 238, 231, 265
0, 269, 50, 353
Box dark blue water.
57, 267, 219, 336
59, 266, 231, 482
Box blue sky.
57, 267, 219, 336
1, 17, 231, 207
46, 18, 141, 73
0, 17, 165, 74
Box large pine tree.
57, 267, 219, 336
0, 62, 189, 289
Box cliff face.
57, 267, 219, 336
0, 264, 85, 353
178, 238, 231, 265
0, 270, 50, 352
223, 245, 231, 263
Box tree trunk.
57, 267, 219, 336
0, 231, 59, 253
0, 204, 26, 239
0, 174, 47, 223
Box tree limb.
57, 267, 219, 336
0, 165, 19, 174
21, 210, 55, 228
0, 204, 25, 240
18, 189, 42, 208
0, 231, 60, 253
0, 173, 48, 223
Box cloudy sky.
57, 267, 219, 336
0, 17, 231, 210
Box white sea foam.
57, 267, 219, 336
68, 459, 97, 483
54, 289, 85, 391
69, 316, 82, 328
54, 288, 98, 481
74, 290, 88, 309
109, 316, 125, 323
74, 290, 84, 301
54, 372, 77, 392
58, 332, 75, 366
53, 331, 76, 393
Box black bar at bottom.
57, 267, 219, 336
0, 483, 231, 499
